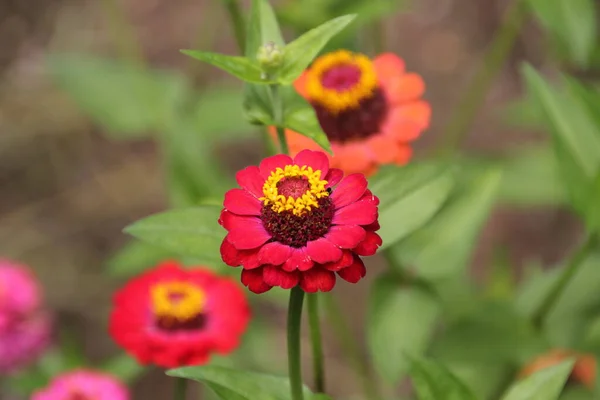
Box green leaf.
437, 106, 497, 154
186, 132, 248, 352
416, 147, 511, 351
495, 146, 566, 206
370, 162, 455, 250
124, 206, 225, 268
500, 360, 574, 400
106, 240, 176, 277
528, 0, 597, 67
367, 275, 440, 383
167, 365, 314, 400
390, 168, 501, 281
246, 0, 285, 59
102, 353, 147, 384
180, 51, 274, 84
48, 55, 186, 137
430, 301, 544, 365
522, 65, 600, 215
278, 14, 357, 84
409, 357, 478, 400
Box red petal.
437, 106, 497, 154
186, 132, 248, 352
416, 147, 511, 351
363, 220, 381, 232
241, 268, 272, 294
325, 225, 366, 249
358, 190, 380, 205
331, 174, 368, 209
263, 265, 300, 289
220, 238, 241, 266
306, 238, 343, 264
282, 248, 313, 272
333, 201, 378, 226
236, 165, 265, 198
259, 154, 293, 179
258, 242, 293, 266
337, 255, 366, 283
354, 231, 382, 256
294, 149, 329, 178
300, 268, 336, 293
384, 73, 426, 104
224, 189, 262, 215
227, 216, 272, 250
324, 168, 344, 188
322, 250, 354, 271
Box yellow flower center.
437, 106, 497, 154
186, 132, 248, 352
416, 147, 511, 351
151, 281, 206, 322
305, 50, 378, 115
260, 165, 329, 216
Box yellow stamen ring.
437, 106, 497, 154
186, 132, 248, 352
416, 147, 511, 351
260, 165, 329, 216
305, 50, 378, 115
151, 282, 206, 321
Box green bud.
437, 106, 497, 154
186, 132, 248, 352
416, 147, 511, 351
257, 41, 284, 72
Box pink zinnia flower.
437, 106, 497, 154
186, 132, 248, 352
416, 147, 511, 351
32, 369, 129, 400
0, 260, 51, 373
219, 149, 382, 293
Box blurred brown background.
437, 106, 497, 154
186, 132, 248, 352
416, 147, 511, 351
0, 0, 582, 398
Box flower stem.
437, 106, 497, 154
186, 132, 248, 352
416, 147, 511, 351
307, 294, 325, 393
532, 234, 597, 329
222, 0, 246, 54
174, 378, 187, 400
288, 286, 306, 400
437, 0, 527, 157
269, 84, 290, 155
323, 293, 383, 400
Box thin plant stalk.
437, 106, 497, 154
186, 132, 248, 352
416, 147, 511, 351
174, 378, 187, 400
288, 286, 306, 400
307, 294, 325, 393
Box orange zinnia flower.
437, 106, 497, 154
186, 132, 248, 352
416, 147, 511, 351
273, 50, 430, 176
519, 349, 597, 389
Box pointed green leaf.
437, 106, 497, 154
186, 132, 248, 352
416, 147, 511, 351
167, 365, 314, 400
278, 14, 357, 84
371, 162, 455, 250
181, 51, 274, 84
124, 206, 224, 267
391, 168, 501, 281
246, 0, 285, 59
522, 65, 600, 215
367, 275, 440, 383
106, 240, 176, 277
500, 360, 574, 400
410, 357, 478, 400
528, 0, 596, 67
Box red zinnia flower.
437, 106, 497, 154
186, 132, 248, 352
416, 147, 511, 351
271, 50, 430, 176
109, 261, 250, 368
219, 149, 381, 293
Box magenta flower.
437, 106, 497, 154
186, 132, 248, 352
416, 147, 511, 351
32, 370, 129, 400
0, 260, 51, 373
219, 150, 382, 293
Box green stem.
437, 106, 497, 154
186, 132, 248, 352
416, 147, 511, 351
174, 378, 187, 400
269, 84, 289, 154
223, 0, 246, 54
100, 0, 145, 67
532, 234, 597, 329
288, 286, 306, 400
307, 294, 325, 393
323, 293, 383, 400
369, 21, 385, 54
437, 0, 527, 156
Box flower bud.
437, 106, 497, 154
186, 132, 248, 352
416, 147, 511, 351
257, 41, 284, 72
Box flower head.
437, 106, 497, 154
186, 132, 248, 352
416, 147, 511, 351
520, 349, 597, 389
273, 51, 430, 175
0, 260, 52, 373
219, 149, 381, 293
109, 261, 250, 369
32, 369, 129, 400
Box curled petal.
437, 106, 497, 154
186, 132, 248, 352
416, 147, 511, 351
263, 265, 300, 289
300, 268, 336, 293
294, 149, 329, 178
354, 231, 382, 256
337, 255, 367, 283
325, 225, 366, 249
241, 268, 272, 294
331, 174, 368, 209
224, 189, 262, 216
322, 250, 354, 271
236, 166, 264, 198
283, 248, 314, 272
258, 242, 293, 266
306, 238, 343, 264
324, 168, 343, 188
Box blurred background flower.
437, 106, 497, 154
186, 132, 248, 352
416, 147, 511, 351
32, 369, 129, 400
